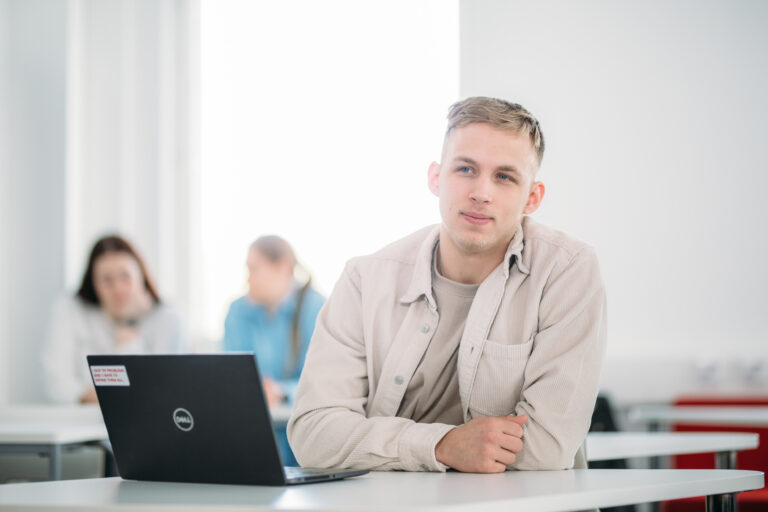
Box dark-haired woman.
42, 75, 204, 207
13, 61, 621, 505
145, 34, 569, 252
43, 235, 186, 404
222, 235, 325, 465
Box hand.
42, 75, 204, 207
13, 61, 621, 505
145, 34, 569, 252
263, 377, 284, 407
79, 386, 98, 404
435, 414, 528, 473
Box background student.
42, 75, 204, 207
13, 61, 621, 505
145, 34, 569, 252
43, 235, 187, 404
222, 235, 325, 465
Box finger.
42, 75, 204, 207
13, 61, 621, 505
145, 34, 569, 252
478, 460, 508, 474
508, 414, 528, 425
498, 418, 525, 438
492, 446, 518, 467
498, 434, 523, 454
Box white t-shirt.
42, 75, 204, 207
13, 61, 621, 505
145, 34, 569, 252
42, 295, 187, 403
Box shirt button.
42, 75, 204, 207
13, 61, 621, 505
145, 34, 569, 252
421, 324, 430, 333
394, 375, 404, 385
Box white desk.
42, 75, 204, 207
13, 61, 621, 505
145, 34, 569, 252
0, 406, 108, 481
629, 405, 768, 428
0, 470, 762, 512
0, 405, 103, 423
586, 432, 759, 469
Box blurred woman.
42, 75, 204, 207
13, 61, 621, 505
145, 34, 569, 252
222, 236, 325, 465
43, 235, 186, 404
223, 236, 325, 403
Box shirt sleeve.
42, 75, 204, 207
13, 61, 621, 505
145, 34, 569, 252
510, 246, 607, 470
41, 297, 90, 404
287, 262, 454, 472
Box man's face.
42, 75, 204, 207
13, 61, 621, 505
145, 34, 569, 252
428, 123, 544, 258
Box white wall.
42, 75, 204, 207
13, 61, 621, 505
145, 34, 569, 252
460, 0, 768, 402
1, 0, 70, 403
0, 0, 9, 404
198, 0, 458, 343
0, 0, 198, 404
65, 0, 200, 334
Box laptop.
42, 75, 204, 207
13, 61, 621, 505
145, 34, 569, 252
87, 354, 368, 485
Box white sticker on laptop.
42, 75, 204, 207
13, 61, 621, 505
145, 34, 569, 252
90, 365, 131, 386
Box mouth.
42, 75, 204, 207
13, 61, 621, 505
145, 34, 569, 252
460, 211, 493, 226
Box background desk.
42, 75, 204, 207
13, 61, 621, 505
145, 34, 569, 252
0, 470, 762, 512
586, 432, 759, 469
628, 406, 768, 428
0, 406, 108, 480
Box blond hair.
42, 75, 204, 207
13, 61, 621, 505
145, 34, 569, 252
446, 96, 545, 167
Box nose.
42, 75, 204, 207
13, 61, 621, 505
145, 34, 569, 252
469, 177, 492, 204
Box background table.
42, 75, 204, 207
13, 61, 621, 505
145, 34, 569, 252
586, 432, 759, 469
628, 405, 768, 428
0, 470, 762, 512
0, 406, 108, 480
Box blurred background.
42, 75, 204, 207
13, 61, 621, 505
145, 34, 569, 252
1, 0, 767, 409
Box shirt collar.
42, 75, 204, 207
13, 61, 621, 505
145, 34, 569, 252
399, 221, 529, 307
399, 226, 441, 309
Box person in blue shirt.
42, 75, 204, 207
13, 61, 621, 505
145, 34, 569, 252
222, 235, 325, 466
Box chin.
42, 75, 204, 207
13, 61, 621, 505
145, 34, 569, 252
455, 234, 494, 254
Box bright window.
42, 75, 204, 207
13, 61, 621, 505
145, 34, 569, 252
200, 1, 459, 344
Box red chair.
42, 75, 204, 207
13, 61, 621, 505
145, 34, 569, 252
660, 396, 768, 512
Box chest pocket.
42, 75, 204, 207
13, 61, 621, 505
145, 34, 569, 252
468, 335, 534, 418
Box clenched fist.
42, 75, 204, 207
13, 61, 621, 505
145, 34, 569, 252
435, 414, 528, 473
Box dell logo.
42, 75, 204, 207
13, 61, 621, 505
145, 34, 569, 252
173, 408, 194, 432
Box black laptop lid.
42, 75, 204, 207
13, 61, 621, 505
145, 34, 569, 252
87, 354, 286, 485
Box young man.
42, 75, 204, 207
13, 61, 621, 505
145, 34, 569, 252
287, 97, 606, 473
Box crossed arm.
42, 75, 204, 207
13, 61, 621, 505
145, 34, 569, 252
288, 248, 606, 472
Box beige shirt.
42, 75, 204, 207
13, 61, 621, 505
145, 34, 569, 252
396, 244, 477, 425
288, 216, 607, 472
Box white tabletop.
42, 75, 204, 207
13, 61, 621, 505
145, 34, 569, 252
586, 432, 759, 461
0, 405, 103, 423
629, 405, 768, 427
0, 405, 108, 445
0, 423, 108, 445
0, 470, 762, 512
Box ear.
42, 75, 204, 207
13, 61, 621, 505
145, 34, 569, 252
427, 161, 441, 197
523, 181, 545, 214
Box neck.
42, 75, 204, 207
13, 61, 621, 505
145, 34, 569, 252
437, 228, 510, 285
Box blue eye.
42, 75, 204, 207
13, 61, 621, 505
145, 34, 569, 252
457, 166, 473, 174
497, 173, 516, 183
